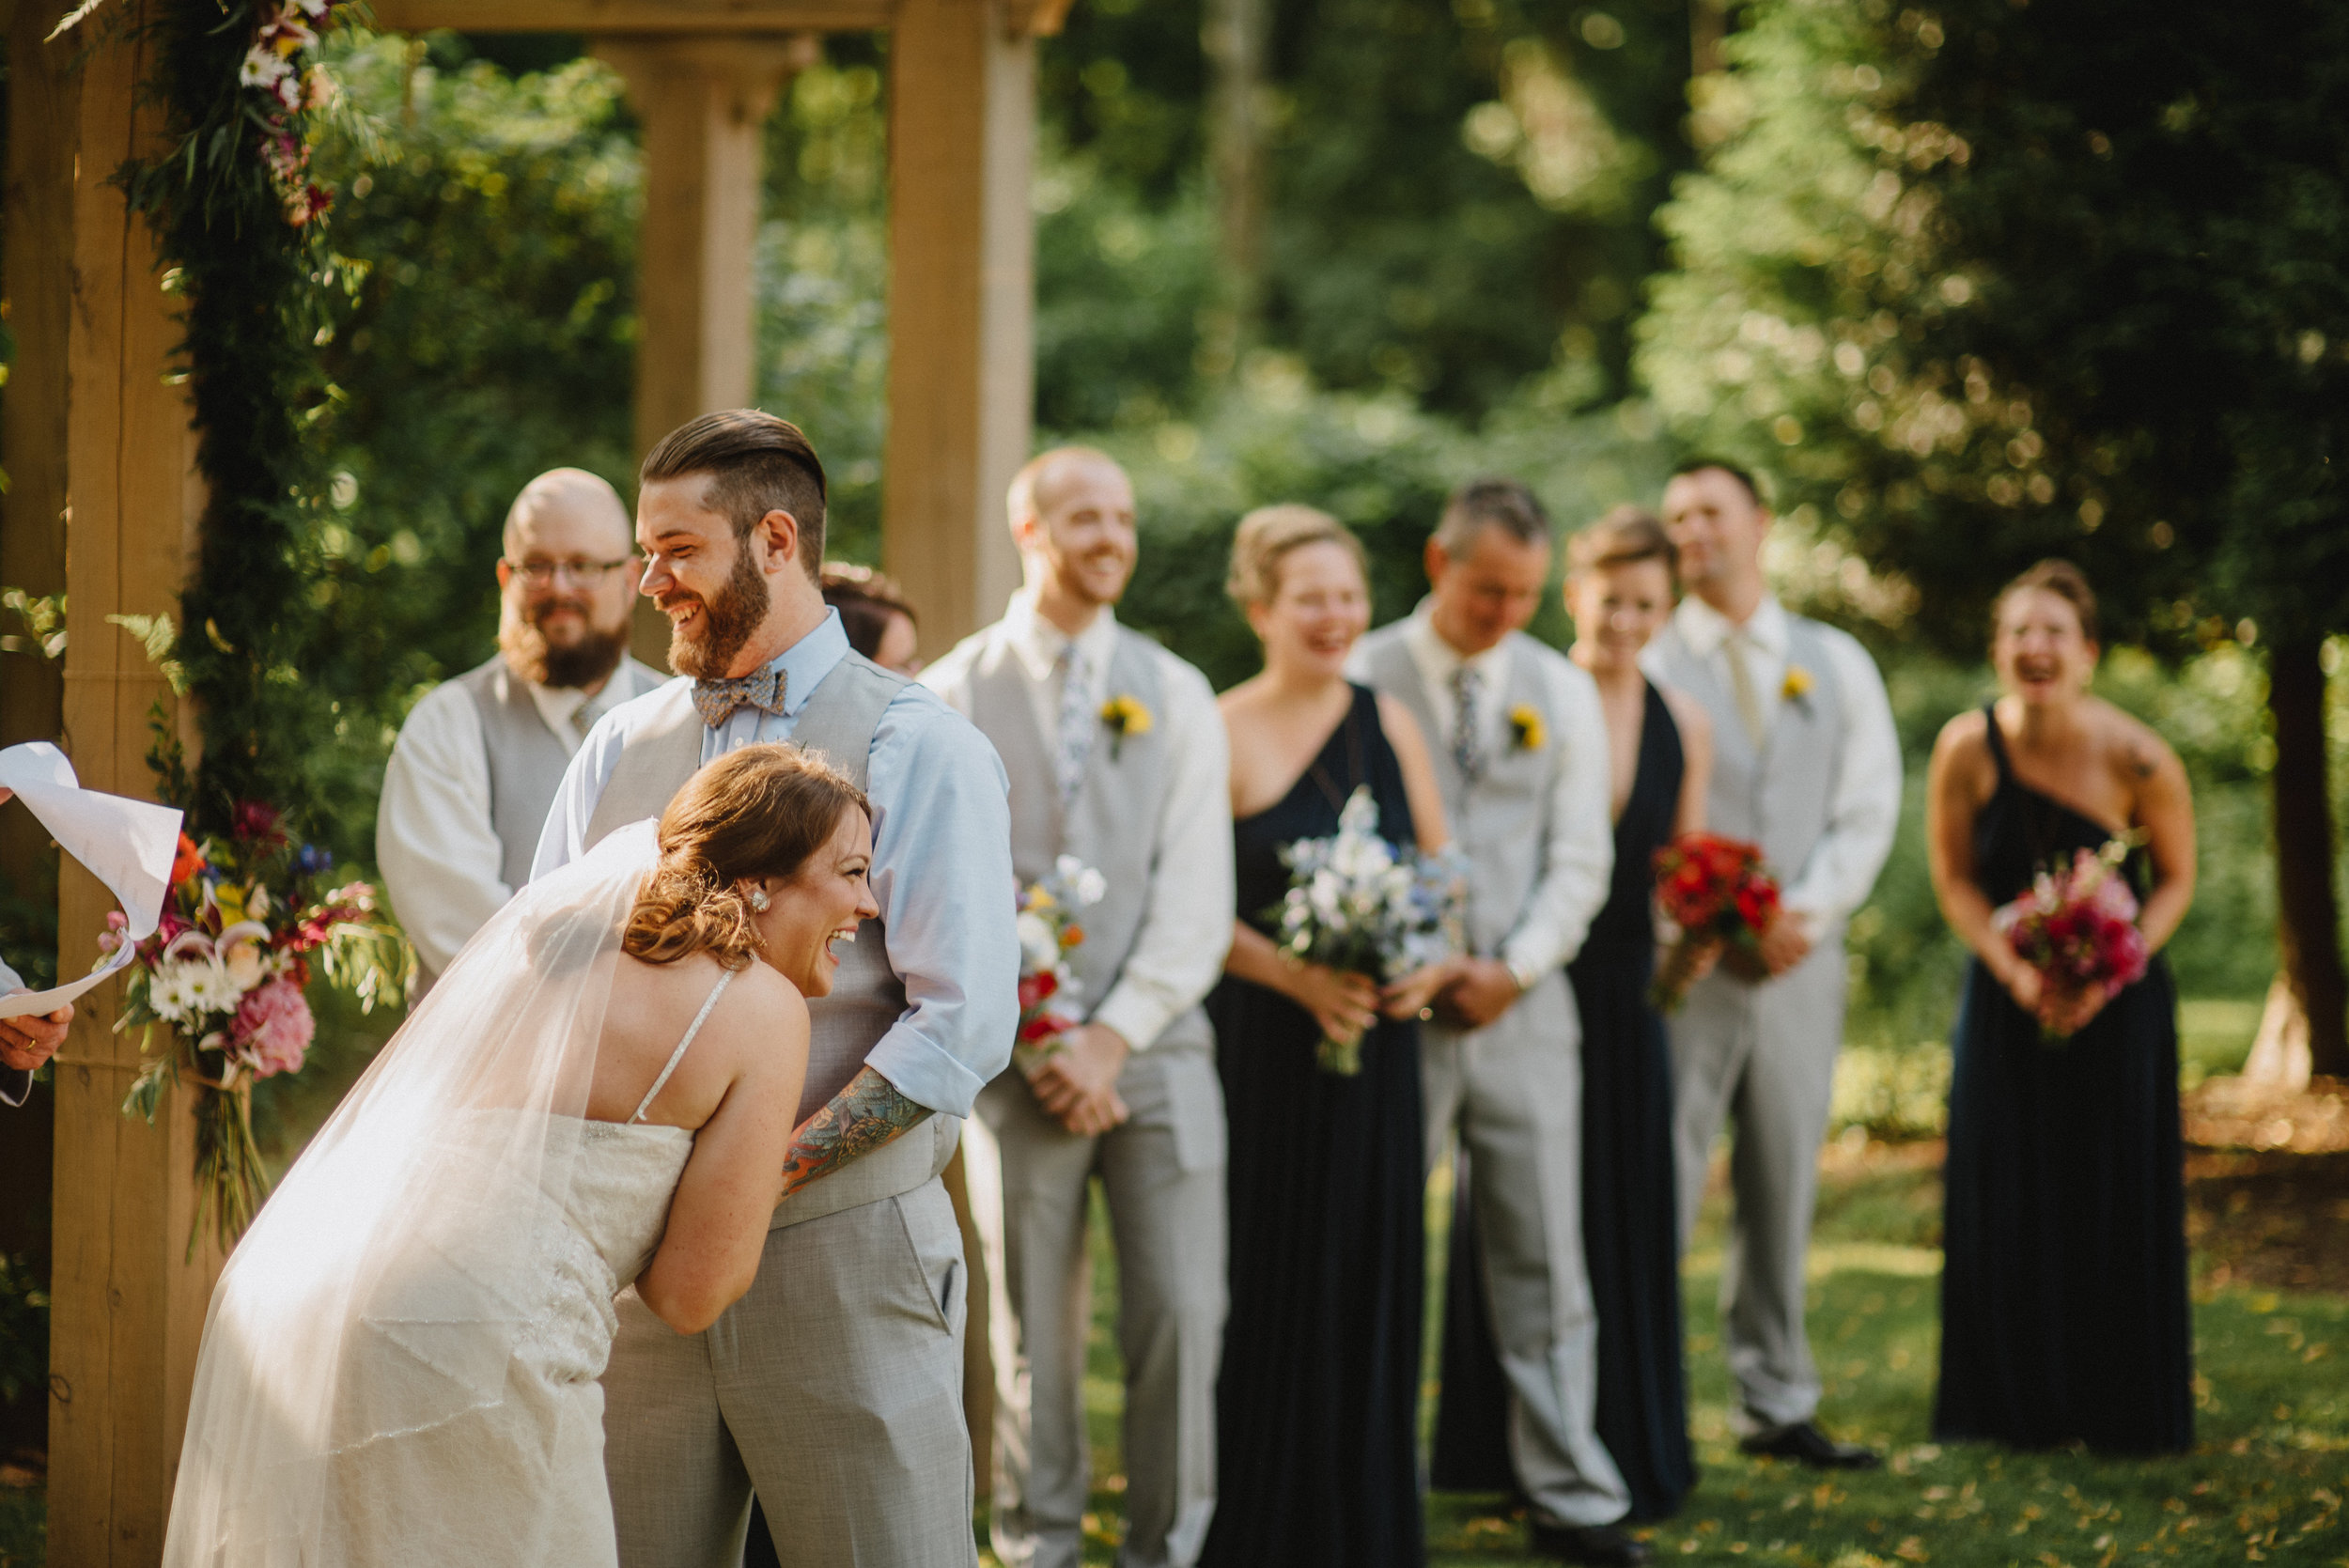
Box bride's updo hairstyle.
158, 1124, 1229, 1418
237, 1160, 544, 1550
1225, 504, 1367, 609
623, 743, 870, 969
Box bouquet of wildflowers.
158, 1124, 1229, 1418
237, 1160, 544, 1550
1269, 785, 1466, 1076
1012, 855, 1108, 1077
1991, 838, 2150, 1041
1650, 832, 1781, 1011
106, 800, 408, 1251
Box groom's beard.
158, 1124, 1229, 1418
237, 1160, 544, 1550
665, 542, 771, 679
501, 600, 630, 691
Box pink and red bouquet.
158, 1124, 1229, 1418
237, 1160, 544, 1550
1011, 856, 1107, 1078
1991, 839, 2149, 1039
1650, 832, 1782, 1012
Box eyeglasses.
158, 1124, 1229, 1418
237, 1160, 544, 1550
506, 556, 639, 588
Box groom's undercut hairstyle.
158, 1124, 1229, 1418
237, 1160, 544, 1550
1568, 505, 1678, 577
1669, 455, 1766, 507
1434, 477, 1552, 556
642, 410, 830, 583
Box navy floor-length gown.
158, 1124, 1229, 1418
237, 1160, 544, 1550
1933, 706, 2193, 1453
1431, 680, 1696, 1521
1202, 683, 1426, 1568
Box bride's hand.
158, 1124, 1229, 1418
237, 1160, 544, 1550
1378, 958, 1460, 1022
1285, 962, 1379, 1044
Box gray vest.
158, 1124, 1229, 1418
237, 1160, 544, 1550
579, 653, 960, 1230
963, 624, 1213, 1056
456, 654, 659, 893
1361, 627, 1569, 957
1647, 611, 1846, 939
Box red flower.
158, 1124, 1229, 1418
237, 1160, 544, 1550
1018, 971, 1059, 1013
232, 800, 287, 848
1019, 1013, 1071, 1044
171, 832, 207, 887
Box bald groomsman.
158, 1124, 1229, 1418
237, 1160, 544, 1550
377, 468, 663, 981
1354, 480, 1640, 1567
1643, 458, 1899, 1468
926, 447, 1233, 1568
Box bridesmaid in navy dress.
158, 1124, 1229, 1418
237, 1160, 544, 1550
1206, 505, 1461, 1568
1924, 560, 2197, 1452
1432, 508, 1711, 1522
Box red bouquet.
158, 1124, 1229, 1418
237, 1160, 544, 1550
1649, 832, 1781, 1011
1991, 839, 2150, 1041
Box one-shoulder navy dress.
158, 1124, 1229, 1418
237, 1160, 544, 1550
1202, 684, 1426, 1568
1933, 706, 2193, 1452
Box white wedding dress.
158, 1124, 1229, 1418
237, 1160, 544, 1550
164, 826, 735, 1568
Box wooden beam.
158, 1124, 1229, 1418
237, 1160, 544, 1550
882, 0, 1033, 657
595, 33, 813, 668
366, 0, 894, 34
39, 7, 223, 1564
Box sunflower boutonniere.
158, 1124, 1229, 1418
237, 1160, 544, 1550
1508, 704, 1547, 753
1781, 664, 1815, 712
1100, 693, 1153, 759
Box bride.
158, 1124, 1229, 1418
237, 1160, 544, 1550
163, 743, 874, 1566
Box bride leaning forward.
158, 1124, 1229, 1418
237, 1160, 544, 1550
164, 743, 874, 1567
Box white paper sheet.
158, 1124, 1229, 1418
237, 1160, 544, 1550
0, 742, 184, 1019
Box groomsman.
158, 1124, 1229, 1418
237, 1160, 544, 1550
1354, 481, 1641, 1567
1642, 458, 1899, 1468
534, 411, 1019, 1568
377, 468, 662, 982
925, 447, 1233, 1568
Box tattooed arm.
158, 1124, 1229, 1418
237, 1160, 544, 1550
778, 1065, 934, 1198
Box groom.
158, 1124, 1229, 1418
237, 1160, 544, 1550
1643, 458, 1899, 1468
534, 410, 1019, 1568
1352, 480, 1640, 1566
924, 447, 1233, 1568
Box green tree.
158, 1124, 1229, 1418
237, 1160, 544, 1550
1640, 0, 2349, 1073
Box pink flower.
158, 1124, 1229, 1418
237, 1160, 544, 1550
231, 978, 314, 1079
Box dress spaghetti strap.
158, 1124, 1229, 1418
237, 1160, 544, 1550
630, 969, 738, 1125
1981, 703, 2014, 781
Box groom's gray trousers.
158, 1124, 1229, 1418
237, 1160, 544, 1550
1665, 935, 1847, 1432
1423, 970, 1631, 1529
602, 1123, 977, 1568
965, 1040, 1226, 1568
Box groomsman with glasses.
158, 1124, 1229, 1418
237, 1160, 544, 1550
1643, 458, 1900, 1469
377, 468, 663, 984
925, 447, 1234, 1568
1353, 480, 1641, 1566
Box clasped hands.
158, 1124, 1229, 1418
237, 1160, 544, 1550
1998, 961, 2109, 1037
1025, 1022, 1132, 1138
1284, 953, 1485, 1043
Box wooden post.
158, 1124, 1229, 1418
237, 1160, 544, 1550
39, 8, 222, 1564
596, 33, 813, 669
882, 0, 1034, 657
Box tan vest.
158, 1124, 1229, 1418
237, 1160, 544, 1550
582, 653, 958, 1230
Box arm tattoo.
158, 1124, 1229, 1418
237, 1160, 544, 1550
779, 1065, 933, 1197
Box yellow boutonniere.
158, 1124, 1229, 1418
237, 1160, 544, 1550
1508, 704, 1547, 752
1781, 665, 1815, 705
1100, 693, 1153, 758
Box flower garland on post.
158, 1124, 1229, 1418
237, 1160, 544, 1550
56, 0, 405, 1251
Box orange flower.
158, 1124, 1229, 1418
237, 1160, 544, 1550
171, 832, 207, 887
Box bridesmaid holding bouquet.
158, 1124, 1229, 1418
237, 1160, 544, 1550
1924, 559, 2198, 1452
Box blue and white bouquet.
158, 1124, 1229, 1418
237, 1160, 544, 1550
1269, 785, 1467, 1075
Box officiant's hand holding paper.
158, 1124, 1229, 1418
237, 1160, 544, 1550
0, 998, 71, 1072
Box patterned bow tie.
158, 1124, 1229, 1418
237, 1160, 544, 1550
692, 667, 787, 729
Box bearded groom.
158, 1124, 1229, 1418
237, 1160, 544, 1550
925, 447, 1234, 1568
535, 411, 1019, 1568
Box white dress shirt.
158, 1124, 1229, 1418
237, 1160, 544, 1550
533, 612, 1019, 1121
1353, 605, 1615, 986
924, 592, 1236, 1053
1644, 594, 1901, 930
376, 660, 656, 975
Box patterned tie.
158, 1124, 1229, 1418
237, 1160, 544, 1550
1054, 644, 1095, 807
1723, 629, 1768, 751
1450, 663, 1487, 784
692, 667, 787, 730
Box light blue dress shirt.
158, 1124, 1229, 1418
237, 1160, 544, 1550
531, 611, 1019, 1119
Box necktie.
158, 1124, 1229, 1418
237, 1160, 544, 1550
692, 667, 787, 730
1724, 629, 1768, 750
1055, 644, 1095, 806
1450, 663, 1487, 784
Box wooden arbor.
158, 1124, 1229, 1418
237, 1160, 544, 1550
5, 0, 1054, 1559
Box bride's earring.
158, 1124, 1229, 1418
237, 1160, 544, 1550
748, 885, 771, 912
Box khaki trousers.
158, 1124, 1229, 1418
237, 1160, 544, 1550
1423, 970, 1630, 1529
1666, 936, 1847, 1431
964, 1047, 1227, 1568
601, 1179, 977, 1568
